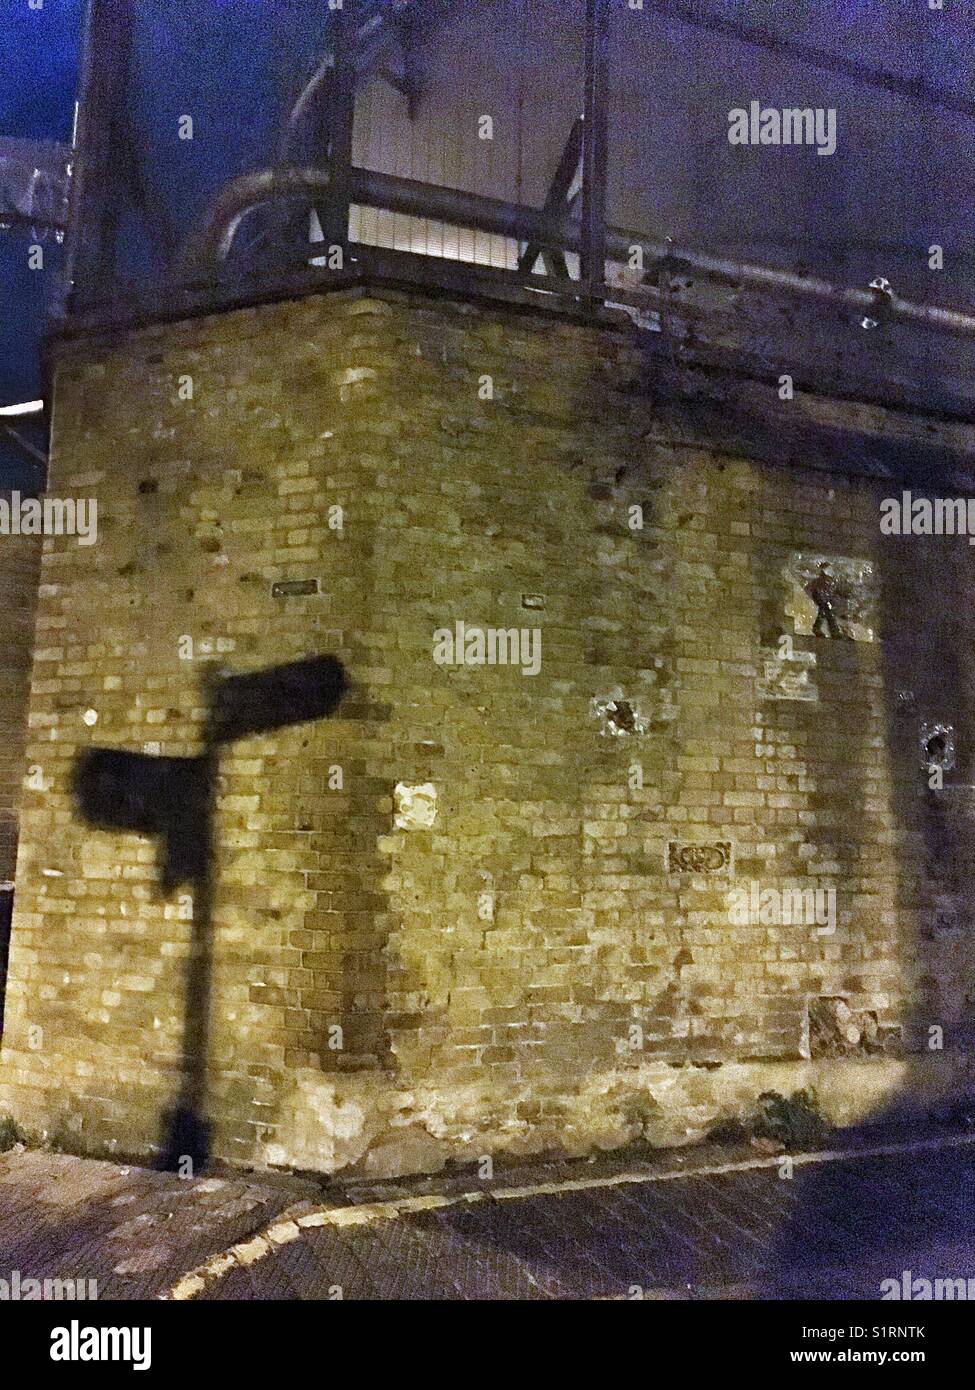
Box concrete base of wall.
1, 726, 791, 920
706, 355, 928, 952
8, 1050, 971, 1182
263, 1054, 975, 1178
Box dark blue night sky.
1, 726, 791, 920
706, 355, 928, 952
0, 0, 280, 484
0, 0, 321, 424
0, 0, 80, 407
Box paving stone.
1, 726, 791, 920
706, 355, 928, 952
2, 1142, 975, 1300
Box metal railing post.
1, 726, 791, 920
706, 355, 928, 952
61, 0, 134, 311
323, 0, 357, 262
580, 0, 609, 305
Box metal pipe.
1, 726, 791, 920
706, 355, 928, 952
352, 166, 555, 242
281, 52, 335, 162
279, 0, 403, 164
180, 168, 335, 268
185, 163, 975, 340
357, 170, 975, 339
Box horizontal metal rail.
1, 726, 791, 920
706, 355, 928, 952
19, 0, 975, 352
179, 162, 975, 342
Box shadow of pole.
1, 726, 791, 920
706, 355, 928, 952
72, 654, 348, 1172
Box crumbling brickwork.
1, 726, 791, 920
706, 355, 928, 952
1, 288, 973, 1176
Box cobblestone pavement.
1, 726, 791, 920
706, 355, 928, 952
1, 1131, 973, 1300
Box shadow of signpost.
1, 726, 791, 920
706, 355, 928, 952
72, 654, 348, 1171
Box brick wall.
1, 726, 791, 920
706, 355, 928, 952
0, 502, 38, 885
1, 288, 973, 1176
0, 497, 40, 1020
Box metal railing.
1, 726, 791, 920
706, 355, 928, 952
5, 0, 975, 416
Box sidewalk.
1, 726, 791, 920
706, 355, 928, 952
1, 1129, 973, 1300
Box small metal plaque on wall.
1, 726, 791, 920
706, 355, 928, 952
668, 841, 733, 874
271, 579, 319, 598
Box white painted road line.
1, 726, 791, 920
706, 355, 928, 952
161, 1130, 975, 1300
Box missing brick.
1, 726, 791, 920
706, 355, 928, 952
807, 996, 883, 1059
591, 690, 648, 738
921, 722, 955, 773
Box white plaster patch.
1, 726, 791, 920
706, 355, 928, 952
393, 782, 437, 830
253, 1052, 973, 1182
757, 647, 818, 702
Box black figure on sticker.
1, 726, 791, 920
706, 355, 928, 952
806, 561, 850, 640
72, 655, 348, 1172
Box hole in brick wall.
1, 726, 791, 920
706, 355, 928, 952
921, 722, 955, 772
607, 700, 637, 733
926, 732, 947, 762
808, 996, 883, 1058
591, 690, 649, 738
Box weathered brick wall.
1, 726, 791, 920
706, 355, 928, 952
0, 503, 39, 887
1, 288, 973, 1175
0, 499, 40, 1019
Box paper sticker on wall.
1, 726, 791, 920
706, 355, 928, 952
758, 647, 818, 702
785, 554, 876, 642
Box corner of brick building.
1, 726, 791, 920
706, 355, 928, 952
0, 285, 972, 1178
